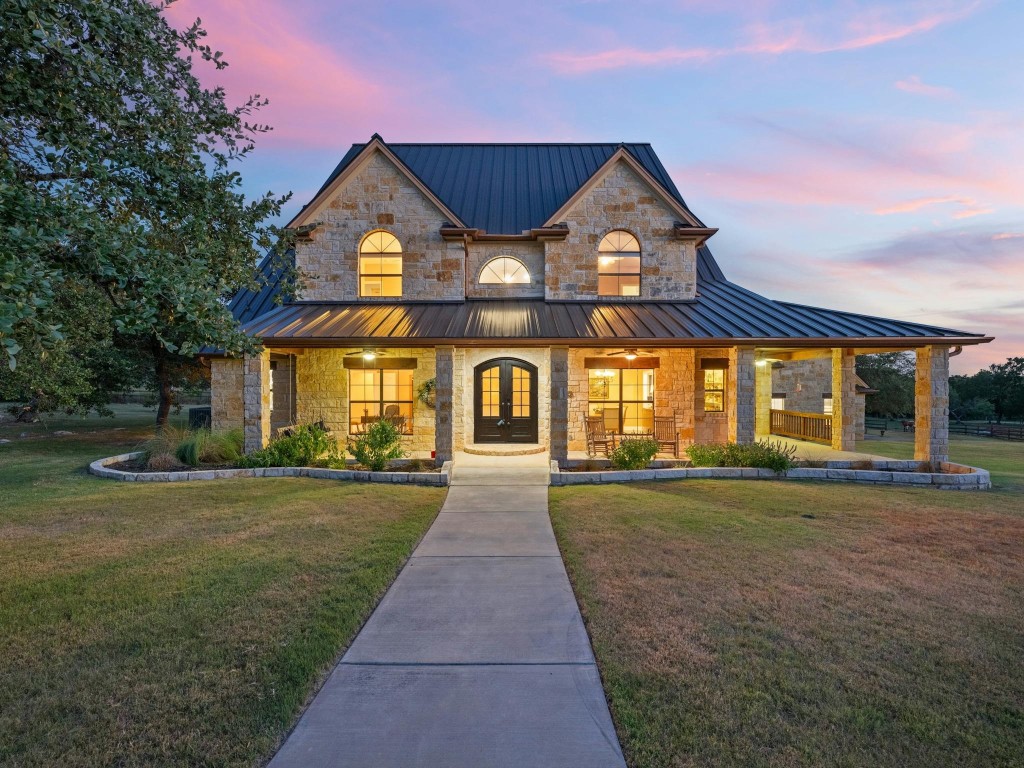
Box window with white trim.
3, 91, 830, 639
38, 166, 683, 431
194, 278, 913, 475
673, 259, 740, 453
598, 231, 641, 296
359, 230, 402, 297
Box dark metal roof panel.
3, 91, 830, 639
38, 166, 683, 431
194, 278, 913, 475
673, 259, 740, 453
243, 297, 985, 344
306, 142, 698, 234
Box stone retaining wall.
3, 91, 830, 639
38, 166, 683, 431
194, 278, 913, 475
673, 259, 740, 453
550, 459, 990, 490
89, 453, 451, 486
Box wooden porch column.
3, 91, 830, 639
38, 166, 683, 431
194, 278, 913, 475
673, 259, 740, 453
915, 345, 950, 464
549, 346, 569, 463
831, 348, 857, 452
242, 349, 271, 453
728, 346, 756, 444
754, 359, 772, 440
434, 346, 454, 465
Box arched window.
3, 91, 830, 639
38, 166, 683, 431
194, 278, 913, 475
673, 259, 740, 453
479, 257, 531, 285
359, 230, 402, 297
598, 230, 641, 297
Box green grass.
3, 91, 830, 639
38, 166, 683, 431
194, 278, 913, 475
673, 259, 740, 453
551, 437, 1024, 768
0, 406, 444, 766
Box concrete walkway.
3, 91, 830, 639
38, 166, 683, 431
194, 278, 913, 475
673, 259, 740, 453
269, 451, 626, 768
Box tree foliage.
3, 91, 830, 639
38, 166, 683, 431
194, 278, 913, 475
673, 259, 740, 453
856, 352, 915, 418
952, 357, 1024, 422
0, 0, 292, 422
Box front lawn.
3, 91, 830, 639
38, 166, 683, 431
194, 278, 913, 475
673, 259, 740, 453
0, 407, 444, 766
550, 437, 1024, 767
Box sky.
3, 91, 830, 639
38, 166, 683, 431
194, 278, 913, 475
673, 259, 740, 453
165, 0, 1023, 374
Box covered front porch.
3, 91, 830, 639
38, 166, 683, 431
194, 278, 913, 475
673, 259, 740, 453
214, 342, 954, 468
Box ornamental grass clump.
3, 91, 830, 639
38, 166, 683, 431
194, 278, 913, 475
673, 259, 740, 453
687, 439, 797, 473
174, 428, 243, 467
241, 424, 339, 468
608, 437, 660, 471
347, 419, 406, 472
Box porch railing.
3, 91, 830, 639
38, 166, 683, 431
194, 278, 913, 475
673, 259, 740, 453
770, 409, 832, 445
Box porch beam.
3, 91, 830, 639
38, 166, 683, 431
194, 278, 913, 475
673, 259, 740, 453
831, 348, 858, 452
915, 346, 950, 465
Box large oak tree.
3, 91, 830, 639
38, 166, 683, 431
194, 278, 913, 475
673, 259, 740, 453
1, 0, 291, 424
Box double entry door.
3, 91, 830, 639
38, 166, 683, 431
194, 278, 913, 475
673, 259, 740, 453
473, 358, 538, 443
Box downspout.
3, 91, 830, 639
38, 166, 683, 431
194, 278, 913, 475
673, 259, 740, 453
949, 345, 963, 357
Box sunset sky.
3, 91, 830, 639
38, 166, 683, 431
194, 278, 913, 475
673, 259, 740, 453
166, 0, 1023, 373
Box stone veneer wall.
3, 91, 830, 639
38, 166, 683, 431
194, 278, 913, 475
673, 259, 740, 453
831, 348, 858, 451
567, 347, 696, 453
728, 347, 756, 444
243, 351, 271, 453
211, 359, 244, 430
466, 242, 545, 299
293, 347, 437, 454
771, 357, 867, 439
544, 160, 696, 301
295, 150, 464, 302
694, 348, 730, 444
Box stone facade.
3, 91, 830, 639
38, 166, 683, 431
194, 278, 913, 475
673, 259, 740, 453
728, 347, 756, 444
694, 348, 730, 444
915, 345, 950, 464
296, 150, 464, 302
243, 351, 271, 453
434, 347, 454, 463
291, 347, 436, 454
211, 359, 244, 431
466, 242, 545, 299
545, 160, 697, 301
549, 347, 569, 462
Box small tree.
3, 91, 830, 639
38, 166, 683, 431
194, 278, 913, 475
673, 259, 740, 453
348, 420, 406, 472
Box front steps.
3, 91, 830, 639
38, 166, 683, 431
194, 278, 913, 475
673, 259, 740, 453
463, 443, 547, 457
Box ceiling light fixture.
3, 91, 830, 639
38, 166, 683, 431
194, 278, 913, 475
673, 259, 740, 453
362, 350, 377, 361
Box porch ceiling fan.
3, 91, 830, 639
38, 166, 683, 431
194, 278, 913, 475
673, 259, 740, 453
605, 347, 655, 361
345, 348, 388, 361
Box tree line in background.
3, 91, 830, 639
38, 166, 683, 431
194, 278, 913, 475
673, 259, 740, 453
857, 353, 1024, 423
0, 0, 292, 426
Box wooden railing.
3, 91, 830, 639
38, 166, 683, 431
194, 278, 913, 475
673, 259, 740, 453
770, 409, 832, 445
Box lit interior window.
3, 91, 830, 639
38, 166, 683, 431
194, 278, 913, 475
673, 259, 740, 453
359, 230, 402, 297
479, 257, 530, 284
771, 393, 786, 410
703, 368, 726, 412
822, 394, 834, 415
598, 231, 641, 296
588, 368, 655, 434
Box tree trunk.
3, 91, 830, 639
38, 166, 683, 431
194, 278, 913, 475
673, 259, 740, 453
154, 347, 173, 429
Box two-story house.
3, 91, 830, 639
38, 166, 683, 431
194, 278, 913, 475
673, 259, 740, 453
207, 136, 991, 465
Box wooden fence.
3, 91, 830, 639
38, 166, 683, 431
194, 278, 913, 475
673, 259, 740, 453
770, 409, 832, 445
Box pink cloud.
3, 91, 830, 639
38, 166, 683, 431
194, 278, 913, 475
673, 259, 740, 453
162, 0, 506, 148
874, 195, 990, 219
895, 75, 956, 98
544, 2, 982, 73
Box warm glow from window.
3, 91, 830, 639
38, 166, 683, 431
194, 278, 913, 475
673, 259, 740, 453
598, 230, 641, 297
703, 368, 726, 413
823, 395, 834, 415
771, 395, 786, 410
359, 230, 402, 297
479, 257, 530, 284
350, 368, 414, 434
588, 368, 655, 434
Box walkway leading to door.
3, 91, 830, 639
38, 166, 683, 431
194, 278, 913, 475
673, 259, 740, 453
269, 451, 626, 768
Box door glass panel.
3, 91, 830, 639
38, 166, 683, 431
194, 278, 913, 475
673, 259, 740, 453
481, 366, 500, 417
511, 366, 531, 418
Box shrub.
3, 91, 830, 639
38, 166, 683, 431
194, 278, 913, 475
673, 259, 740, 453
687, 440, 797, 472
608, 437, 660, 470
174, 428, 243, 467
347, 419, 405, 472
241, 424, 339, 468
138, 427, 188, 471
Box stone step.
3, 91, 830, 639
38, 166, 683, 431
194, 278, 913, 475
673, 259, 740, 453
463, 443, 546, 456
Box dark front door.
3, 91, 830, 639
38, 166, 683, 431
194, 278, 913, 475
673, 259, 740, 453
474, 358, 538, 443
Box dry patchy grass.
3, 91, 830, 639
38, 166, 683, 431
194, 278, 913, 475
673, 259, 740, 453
550, 438, 1024, 768
0, 407, 444, 766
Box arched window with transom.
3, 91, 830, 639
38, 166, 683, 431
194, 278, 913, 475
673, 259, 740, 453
359, 230, 402, 297
479, 257, 531, 285
598, 230, 641, 297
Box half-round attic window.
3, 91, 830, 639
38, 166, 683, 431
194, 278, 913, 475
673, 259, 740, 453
479, 257, 531, 285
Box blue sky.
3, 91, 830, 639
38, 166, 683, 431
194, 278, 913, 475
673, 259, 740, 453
168, 0, 1023, 372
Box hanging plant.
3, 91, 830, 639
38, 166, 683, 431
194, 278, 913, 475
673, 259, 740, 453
417, 378, 436, 408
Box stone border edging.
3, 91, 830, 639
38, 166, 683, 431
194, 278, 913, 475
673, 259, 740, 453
550, 459, 991, 490
89, 452, 452, 487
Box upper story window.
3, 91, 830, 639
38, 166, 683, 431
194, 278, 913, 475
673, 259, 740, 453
359, 230, 402, 297
479, 257, 530, 285
598, 231, 641, 297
